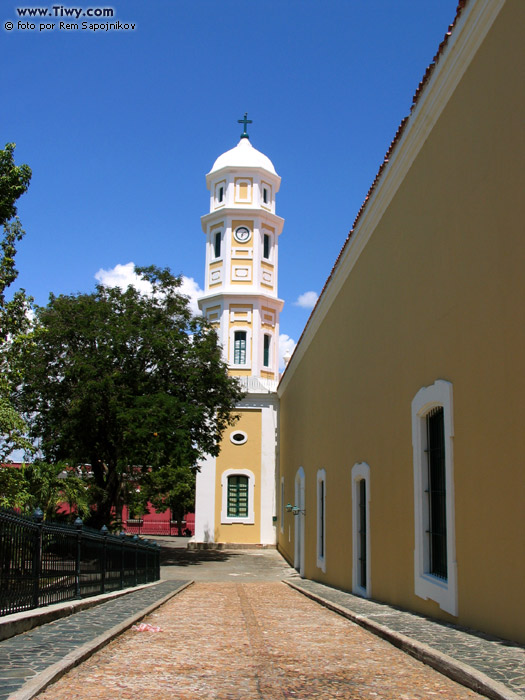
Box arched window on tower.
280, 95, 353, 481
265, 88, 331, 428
234, 331, 247, 365
263, 334, 271, 368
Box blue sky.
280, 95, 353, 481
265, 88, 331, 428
3, 0, 459, 364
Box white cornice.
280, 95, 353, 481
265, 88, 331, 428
278, 0, 505, 397
206, 166, 281, 191
198, 291, 284, 311
201, 208, 285, 234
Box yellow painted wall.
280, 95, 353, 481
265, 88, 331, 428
234, 178, 253, 204
215, 409, 262, 543
279, 2, 525, 644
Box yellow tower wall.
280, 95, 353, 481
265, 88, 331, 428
214, 409, 262, 544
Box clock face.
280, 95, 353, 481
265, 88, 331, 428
234, 226, 251, 243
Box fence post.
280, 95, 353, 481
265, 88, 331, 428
132, 535, 138, 587
32, 508, 43, 610
74, 517, 83, 599
100, 525, 108, 594
120, 532, 126, 590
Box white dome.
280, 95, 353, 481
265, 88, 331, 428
209, 138, 277, 176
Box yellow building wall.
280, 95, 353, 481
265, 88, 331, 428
279, 1, 525, 644
214, 409, 262, 543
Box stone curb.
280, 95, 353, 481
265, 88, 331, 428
0, 580, 162, 643
8, 580, 194, 700
187, 542, 276, 550
284, 580, 522, 700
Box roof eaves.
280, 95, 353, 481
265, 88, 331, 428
278, 0, 469, 388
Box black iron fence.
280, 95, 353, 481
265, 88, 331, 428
0, 508, 161, 617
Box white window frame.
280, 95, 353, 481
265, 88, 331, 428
412, 379, 457, 616
262, 230, 273, 261
280, 476, 285, 534
262, 333, 272, 370
229, 430, 247, 445
213, 230, 223, 260
214, 180, 226, 208
294, 467, 305, 577
221, 469, 255, 524
351, 462, 371, 598
261, 181, 272, 209
229, 327, 251, 369
316, 469, 326, 572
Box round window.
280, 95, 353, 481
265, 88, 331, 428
230, 431, 247, 445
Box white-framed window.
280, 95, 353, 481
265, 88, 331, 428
213, 230, 222, 259
234, 331, 247, 365
294, 467, 305, 577
221, 469, 255, 524
229, 327, 251, 368
412, 379, 457, 616
316, 469, 326, 572
263, 233, 271, 260
280, 476, 285, 534
261, 181, 272, 208
214, 180, 226, 207
351, 462, 371, 598
263, 333, 271, 368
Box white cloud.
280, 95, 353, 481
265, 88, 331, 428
94, 263, 203, 315
177, 276, 203, 316
95, 262, 152, 294
279, 334, 296, 371
294, 290, 318, 309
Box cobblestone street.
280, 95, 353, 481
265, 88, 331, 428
35, 582, 486, 700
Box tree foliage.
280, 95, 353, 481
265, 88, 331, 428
15, 266, 244, 526
0, 462, 90, 520
139, 463, 197, 534
0, 143, 32, 460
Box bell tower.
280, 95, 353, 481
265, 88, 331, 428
193, 117, 283, 547
198, 115, 284, 382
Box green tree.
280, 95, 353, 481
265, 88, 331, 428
15, 266, 244, 527
0, 144, 33, 461
0, 465, 30, 510
21, 461, 90, 521
140, 463, 197, 535
0, 461, 89, 519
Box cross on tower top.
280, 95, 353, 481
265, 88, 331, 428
238, 113, 252, 140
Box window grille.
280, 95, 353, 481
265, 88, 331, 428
426, 407, 447, 579
358, 479, 367, 589
227, 475, 249, 517
234, 331, 247, 364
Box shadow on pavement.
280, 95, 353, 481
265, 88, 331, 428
159, 546, 241, 568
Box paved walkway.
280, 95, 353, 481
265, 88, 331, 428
287, 578, 525, 700
0, 545, 523, 700
0, 580, 189, 700
33, 582, 487, 700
